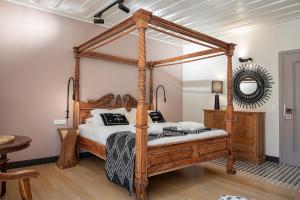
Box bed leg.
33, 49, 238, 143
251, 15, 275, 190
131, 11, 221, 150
226, 153, 236, 175
135, 177, 148, 200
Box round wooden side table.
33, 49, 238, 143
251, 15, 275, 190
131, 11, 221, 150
0, 135, 32, 197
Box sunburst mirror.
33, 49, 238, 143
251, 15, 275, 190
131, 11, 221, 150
233, 64, 274, 109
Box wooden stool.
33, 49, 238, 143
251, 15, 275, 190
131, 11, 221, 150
57, 128, 79, 169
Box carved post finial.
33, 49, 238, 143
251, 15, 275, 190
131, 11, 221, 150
133, 9, 152, 28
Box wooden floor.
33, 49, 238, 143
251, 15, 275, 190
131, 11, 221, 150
3, 157, 300, 200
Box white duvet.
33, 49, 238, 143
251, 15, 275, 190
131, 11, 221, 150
79, 122, 228, 147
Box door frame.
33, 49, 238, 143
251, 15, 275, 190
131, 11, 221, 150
279, 49, 300, 164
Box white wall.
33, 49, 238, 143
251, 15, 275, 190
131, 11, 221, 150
183, 19, 300, 157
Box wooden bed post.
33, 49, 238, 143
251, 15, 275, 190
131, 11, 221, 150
134, 10, 151, 200
226, 43, 236, 175
149, 63, 154, 110
73, 47, 80, 128
74, 47, 80, 102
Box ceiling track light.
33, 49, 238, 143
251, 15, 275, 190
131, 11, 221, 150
93, 0, 130, 24
118, 2, 130, 13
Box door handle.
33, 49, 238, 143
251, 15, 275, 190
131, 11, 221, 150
283, 103, 293, 119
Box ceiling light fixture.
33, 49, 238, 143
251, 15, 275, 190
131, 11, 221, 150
93, 0, 130, 24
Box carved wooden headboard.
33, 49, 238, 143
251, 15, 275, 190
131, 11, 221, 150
73, 93, 138, 128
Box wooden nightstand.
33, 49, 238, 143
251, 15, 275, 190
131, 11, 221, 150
204, 109, 265, 164
57, 128, 79, 169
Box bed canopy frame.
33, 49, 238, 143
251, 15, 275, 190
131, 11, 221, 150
73, 9, 235, 200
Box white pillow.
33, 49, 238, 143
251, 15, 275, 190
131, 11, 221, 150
126, 108, 153, 124
85, 117, 97, 125
91, 108, 127, 125
125, 108, 136, 124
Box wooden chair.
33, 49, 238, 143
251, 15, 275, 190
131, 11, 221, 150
0, 169, 39, 200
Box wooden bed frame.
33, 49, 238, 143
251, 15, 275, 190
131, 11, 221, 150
72, 9, 236, 200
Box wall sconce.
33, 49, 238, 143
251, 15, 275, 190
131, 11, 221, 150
66, 77, 75, 126
155, 85, 166, 111
211, 81, 223, 110
239, 57, 253, 63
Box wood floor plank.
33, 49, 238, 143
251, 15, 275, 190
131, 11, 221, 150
3, 157, 300, 200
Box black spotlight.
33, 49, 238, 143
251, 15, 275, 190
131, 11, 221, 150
94, 17, 104, 24
94, 13, 104, 24
118, 2, 130, 13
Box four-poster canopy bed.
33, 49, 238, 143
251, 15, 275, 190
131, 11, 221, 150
72, 9, 236, 200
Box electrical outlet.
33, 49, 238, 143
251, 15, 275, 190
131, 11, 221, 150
54, 119, 66, 125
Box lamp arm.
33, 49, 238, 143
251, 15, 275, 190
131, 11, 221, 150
155, 85, 167, 111
66, 77, 75, 123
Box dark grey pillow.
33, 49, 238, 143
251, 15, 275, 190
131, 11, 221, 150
149, 111, 165, 123
100, 113, 129, 126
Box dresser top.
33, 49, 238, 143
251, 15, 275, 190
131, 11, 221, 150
203, 109, 265, 115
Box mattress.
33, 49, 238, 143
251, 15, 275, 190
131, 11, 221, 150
79, 122, 228, 147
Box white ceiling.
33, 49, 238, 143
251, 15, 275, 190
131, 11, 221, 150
6, 0, 300, 45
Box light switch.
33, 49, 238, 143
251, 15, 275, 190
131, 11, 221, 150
54, 119, 66, 125
285, 114, 292, 120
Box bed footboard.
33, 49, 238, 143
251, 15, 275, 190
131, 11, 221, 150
78, 134, 234, 177
147, 135, 230, 176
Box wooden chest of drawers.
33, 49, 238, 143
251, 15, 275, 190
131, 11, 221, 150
204, 109, 265, 164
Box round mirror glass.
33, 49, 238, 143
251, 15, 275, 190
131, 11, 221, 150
239, 77, 258, 95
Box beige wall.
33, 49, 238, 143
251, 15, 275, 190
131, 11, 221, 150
0, 1, 183, 162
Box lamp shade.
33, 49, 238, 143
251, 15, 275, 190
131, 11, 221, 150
211, 81, 223, 94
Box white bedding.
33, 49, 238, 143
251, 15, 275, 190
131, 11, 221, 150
79, 122, 228, 147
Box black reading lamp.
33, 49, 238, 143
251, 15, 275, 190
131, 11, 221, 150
211, 81, 223, 110
66, 77, 75, 126
155, 85, 167, 111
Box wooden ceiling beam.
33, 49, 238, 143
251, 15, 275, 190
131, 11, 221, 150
150, 15, 230, 50
77, 17, 135, 52
154, 53, 226, 67
153, 48, 223, 66
79, 52, 138, 66
84, 26, 137, 53
148, 25, 219, 49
